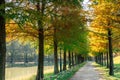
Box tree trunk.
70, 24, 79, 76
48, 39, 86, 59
24, 52, 28, 64
101, 53, 104, 66
53, 25, 59, 74
98, 55, 100, 64
106, 52, 109, 68
37, 26, 44, 80
68, 50, 71, 68
10, 42, 14, 65
108, 29, 114, 75
96, 56, 98, 63
63, 49, 66, 71
10, 49, 14, 67
81, 56, 84, 63
74, 53, 76, 65
98, 54, 101, 65
104, 53, 106, 66
36, 1, 45, 80
59, 48, 62, 72
77, 54, 81, 64
0, 0, 6, 80
95, 56, 97, 63
72, 52, 74, 67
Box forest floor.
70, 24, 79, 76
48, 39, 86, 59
70, 61, 105, 80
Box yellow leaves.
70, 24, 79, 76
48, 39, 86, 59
94, 2, 114, 15
88, 25, 107, 53
6, 20, 19, 42
89, 0, 120, 55
91, 1, 119, 29
93, 2, 119, 27
6, 20, 38, 43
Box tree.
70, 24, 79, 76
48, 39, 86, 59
63, 49, 67, 70
68, 50, 71, 68
36, 0, 45, 80
59, 48, 62, 72
0, 0, 6, 80
90, 0, 120, 75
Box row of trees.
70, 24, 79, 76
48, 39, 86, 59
6, 41, 37, 65
0, 0, 89, 80
89, 0, 120, 76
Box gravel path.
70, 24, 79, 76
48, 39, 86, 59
70, 62, 104, 80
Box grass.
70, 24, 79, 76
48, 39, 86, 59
92, 56, 120, 80
6, 65, 54, 80
48, 62, 85, 80
6, 66, 37, 80
29, 72, 54, 80
114, 56, 120, 64
29, 62, 85, 80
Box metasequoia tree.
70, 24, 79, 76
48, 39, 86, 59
0, 0, 6, 80
90, 0, 120, 75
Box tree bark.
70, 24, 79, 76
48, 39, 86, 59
98, 55, 100, 64
101, 53, 104, 66
106, 52, 109, 68
0, 0, 6, 80
108, 29, 114, 75
36, 1, 45, 80
68, 50, 71, 68
77, 54, 81, 64
53, 25, 59, 74
63, 49, 66, 71
104, 53, 106, 66
72, 52, 74, 67
74, 53, 76, 65
59, 48, 62, 72
95, 56, 97, 63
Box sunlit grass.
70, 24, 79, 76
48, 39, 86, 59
92, 63, 118, 80
114, 56, 120, 64
6, 66, 37, 80
29, 72, 54, 80
92, 56, 120, 80
6, 66, 54, 80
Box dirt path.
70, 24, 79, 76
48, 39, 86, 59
70, 62, 104, 80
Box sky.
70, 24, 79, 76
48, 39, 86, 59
83, 0, 91, 11
83, 0, 90, 4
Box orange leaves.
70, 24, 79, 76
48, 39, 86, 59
94, 3, 115, 15
92, 2, 119, 29
89, 0, 120, 54
89, 32, 107, 52
6, 20, 38, 43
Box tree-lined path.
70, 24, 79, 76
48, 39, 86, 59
70, 62, 104, 80
0, 0, 120, 80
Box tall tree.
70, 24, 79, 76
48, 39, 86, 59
68, 50, 71, 68
0, 0, 6, 80
108, 28, 114, 75
53, 20, 59, 74
63, 49, 66, 70
36, 0, 45, 80
59, 48, 62, 72
90, 0, 120, 75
